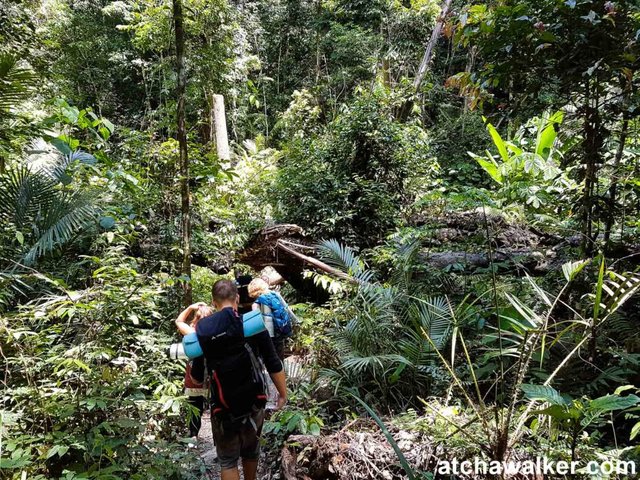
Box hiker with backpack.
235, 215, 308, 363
248, 278, 297, 361
191, 279, 287, 480
174, 302, 214, 438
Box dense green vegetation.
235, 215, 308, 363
2, 0, 640, 478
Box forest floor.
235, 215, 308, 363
197, 411, 221, 479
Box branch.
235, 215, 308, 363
276, 240, 358, 284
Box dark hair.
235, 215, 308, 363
212, 279, 238, 303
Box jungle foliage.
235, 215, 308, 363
2, 0, 640, 479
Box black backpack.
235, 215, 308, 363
197, 309, 267, 417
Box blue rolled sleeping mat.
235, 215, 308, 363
182, 310, 266, 359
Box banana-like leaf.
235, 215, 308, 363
470, 151, 503, 184
486, 122, 510, 162
535, 111, 564, 158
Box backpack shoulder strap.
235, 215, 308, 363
275, 292, 299, 324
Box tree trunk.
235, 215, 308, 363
173, 0, 192, 306
213, 94, 230, 161
604, 113, 630, 248
413, 0, 452, 92
581, 80, 603, 257
396, 0, 452, 120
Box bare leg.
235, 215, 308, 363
221, 468, 240, 480
242, 459, 258, 480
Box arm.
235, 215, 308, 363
175, 303, 206, 335
269, 370, 287, 409
251, 302, 260, 311
255, 330, 287, 408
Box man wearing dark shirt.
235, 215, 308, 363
192, 279, 286, 480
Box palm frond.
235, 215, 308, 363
341, 354, 410, 375
408, 296, 454, 349
390, 237, 423, 288
25, 196, 96, 265
25, 139, 97, 183
359, 283, 397, 315
0, 160, 97, 265
317, 239, 370, 281
601, 271, 640, 317
40, 150, 97, 183
0, 166, 56, 228
0, 54, 37, 113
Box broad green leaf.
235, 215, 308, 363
286, 412, 302, 432
521, 384, 570, 405
486, 122, 509, 162
309, 422, 321, 436
471, 153, 503, 184
589, 394, 640, 412
531, 404, 578, 420
51, 138, 72, 155
505, 142, 523, 156
99, 216, 116, 229
298, 418, 308, 435
536, 111, 563, 157
102, 118, 115, 133
62, 105, 79, 123
46, 444, 70, 459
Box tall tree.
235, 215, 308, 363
395, 0, 452, 120
173, 0, 192, 305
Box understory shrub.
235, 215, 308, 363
1, 247, 201, 479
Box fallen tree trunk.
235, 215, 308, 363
420, 249, 552, 276
237, 224, 332, 302
237, 223, 557, 280
236, 222, 639, 289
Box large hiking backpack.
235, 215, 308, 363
255, 291, 293, 337
197, 309, 267, 417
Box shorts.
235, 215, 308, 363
211, 406, 265, 470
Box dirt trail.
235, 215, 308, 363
196, 372, 280, 479
197, 410, 221, 479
